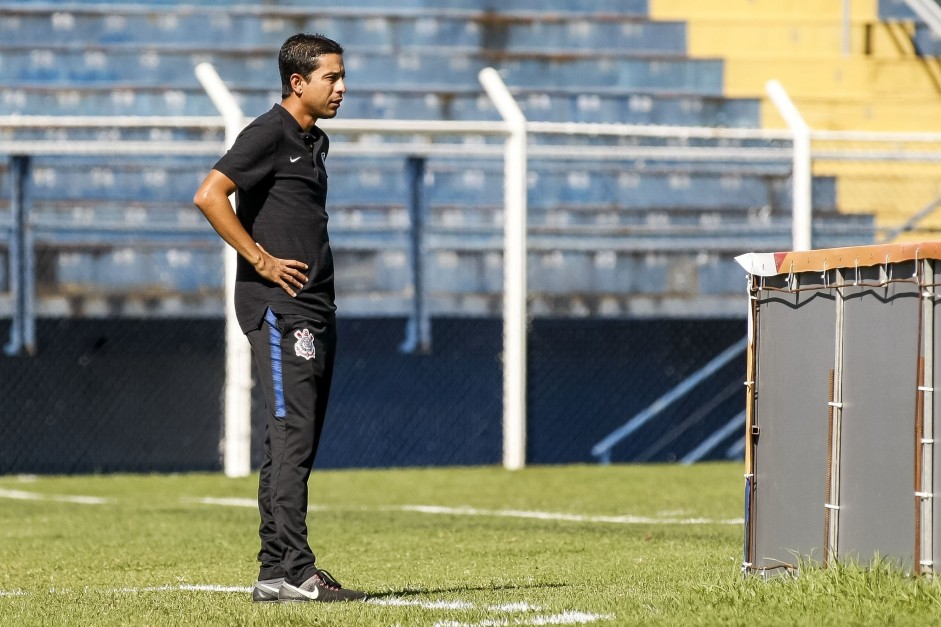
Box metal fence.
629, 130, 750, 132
3, 93, 940, 474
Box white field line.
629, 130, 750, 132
371, 598, 475, 610
188, 497, 742, 525
138, 584, 252, 594
0, 584, 252, 597
0, 489, 739, 526
0, 488, 111, 505
370, 600, 540, 612
0, 585, 612, 623
186, 496, 256, 508
433, 610, 614, 626
375, 599, 615, 624
394, 504, 743, 526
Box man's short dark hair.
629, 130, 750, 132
279, 33, 344, 98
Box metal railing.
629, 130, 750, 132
903, 0, 941, 38
590, 336, 748, 464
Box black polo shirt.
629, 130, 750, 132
213, 104, 336, 333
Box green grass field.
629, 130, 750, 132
1, 463, 940, 626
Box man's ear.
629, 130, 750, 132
289, 73, 305, 96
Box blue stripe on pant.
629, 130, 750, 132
264, 307, 286, 419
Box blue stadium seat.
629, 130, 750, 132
489, 19, 686, 55
698, 257, 746, 295
329, 248, 411, 292
0, 46, 724, 96
0, 0, 649, 13
631, 256, 670, 294
164, 249, 223, 291
0, 8, 675, 53
16, 157, 207, 204
424, 164, 503, 206
529, 250, 593, 294
425, 249, 501, 293
492, 57, 723, 94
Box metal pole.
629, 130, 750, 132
920, 260, 934, 574
479, 67, 528, 471
4, 155, 32, 356
195, 63, 252, 478
766, 80, 812, 252
826, 269, 846, 565
21, 156, 35, 356
400, 156, 431, 354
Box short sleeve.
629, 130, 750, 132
212, 120, 279, 191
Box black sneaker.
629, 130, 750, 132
252, 577, 284, 603
278, 569, 368, 603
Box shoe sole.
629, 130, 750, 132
278, 596, 368, 603
278, 589, 368, 603
252, 594, 280, 603
252, 584, 283, 603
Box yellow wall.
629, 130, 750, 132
649, 0, 939, 131
649, 0, 941, 239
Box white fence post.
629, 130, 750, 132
195, 63, 252, 478
479, 68, 528, 470
766, 79, 812, 252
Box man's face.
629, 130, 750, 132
297, 53, 345, 120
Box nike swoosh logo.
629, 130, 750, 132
292, 584, 319, 600
290, 156, 301, 163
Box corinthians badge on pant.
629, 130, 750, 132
294, 328, 316, 360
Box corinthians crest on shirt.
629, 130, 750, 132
294, 328, 316, 360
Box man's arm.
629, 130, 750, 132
193, 169, 308, 297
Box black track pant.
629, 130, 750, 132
246, 307, 336, 586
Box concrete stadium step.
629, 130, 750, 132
721, 57, 941, 99
658, 15, 919, 60
759, 95, 941, 131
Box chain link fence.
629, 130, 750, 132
6, 122, 935, 474
810, 131, 941, 243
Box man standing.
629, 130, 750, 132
193, 33, 366, 603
